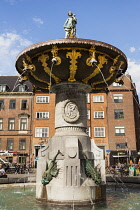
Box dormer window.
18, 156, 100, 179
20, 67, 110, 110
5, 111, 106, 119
18, 85, 28, 92
0, 85, 9, 92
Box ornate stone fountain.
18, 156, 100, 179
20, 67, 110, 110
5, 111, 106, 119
15, 12, 127, 205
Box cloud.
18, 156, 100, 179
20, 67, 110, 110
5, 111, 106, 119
0, 32, 32, 76
129, 47, 136, 53
32, 17, 44, 26
127, 58, 140, 95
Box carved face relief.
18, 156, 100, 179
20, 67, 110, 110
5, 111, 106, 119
63, 101, 79, 123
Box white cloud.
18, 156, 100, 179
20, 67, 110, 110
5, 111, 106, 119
32, 17, 44, 25
129, 47, 136, 53
0, 32, 32, 76
127, 58, 140, 95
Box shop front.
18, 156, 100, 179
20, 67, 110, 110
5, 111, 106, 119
110, 150, 137, 166
0, 151, 29, 165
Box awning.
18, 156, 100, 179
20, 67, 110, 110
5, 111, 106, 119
113, 155, 129, 158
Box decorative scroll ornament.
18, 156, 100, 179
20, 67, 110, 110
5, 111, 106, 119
63, 101, 80, 123
41, 150, 64, 185
83, 55, 108, 83
38, 53, 61, 84
114, 76, 124, 85
109, 55, 120, 73
86, 45, 96, 66
83, 152, 101, 185
66, 49, 81, 82
22, 54, 36, 72
51, 45, 61, 65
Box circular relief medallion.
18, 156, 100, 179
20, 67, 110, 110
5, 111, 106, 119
63, 101, 79, 123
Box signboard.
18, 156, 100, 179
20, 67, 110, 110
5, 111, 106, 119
106, 150, 111, 153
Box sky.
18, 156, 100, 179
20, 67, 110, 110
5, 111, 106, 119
0, 0, 140, 98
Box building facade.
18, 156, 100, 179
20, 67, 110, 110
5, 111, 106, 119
0, 76, 33, 165
0, 75, 140, 166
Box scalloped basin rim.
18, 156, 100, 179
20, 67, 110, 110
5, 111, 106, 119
16, 38, 127, 61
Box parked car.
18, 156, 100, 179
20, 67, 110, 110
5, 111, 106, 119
0, 158, 12, 167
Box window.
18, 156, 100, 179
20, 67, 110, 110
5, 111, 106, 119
116, 143, 127, 149
87, 109, 90, 120
8, 118, 15, 130
94, 111, 104, 118
7, 139, 14, 151
0, 119, 3, 130
19, 156, 26, 164
20, 118, 27, 130
19, 85, 26, 92
0, 138, 1, 150
115, 126, 125, 136
36, 96, 50, 103
0, 100, 4, 109
19, 138, 26, 150
36, 112, 49, 119
0, 85, 6, 92
94, 127, 105, 137
86, 94, 90, 103
35, 127, 49, 137
86, 127, 91, 137
9, 100, 16, 109
113, 94, 123, 103
21, 99, 28, 110
114, 109, 124, 119
113, 82, 122, 87
93, 95, 104, 102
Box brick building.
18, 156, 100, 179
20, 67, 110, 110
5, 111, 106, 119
0, 76, 33, 165
0, 75, 140, 166
32, 91, 55, 167
107, 75, 140, 165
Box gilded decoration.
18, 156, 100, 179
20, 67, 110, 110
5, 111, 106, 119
22, 54, 36, 72
38, 53, 61, 83
51, 45, 61, 65
86, 45, 96, 66
83, 55, 108, 83
66, 49, 81, 82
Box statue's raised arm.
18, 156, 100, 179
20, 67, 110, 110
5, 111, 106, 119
64, 11, 77, 38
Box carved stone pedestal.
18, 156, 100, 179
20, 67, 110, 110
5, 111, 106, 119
36, 82, 106, 205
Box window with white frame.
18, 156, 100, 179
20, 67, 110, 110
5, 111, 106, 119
113, 94, 123, 103
36, 112, 49, 119
36, 96, 50, 103
87, 109, 90, 120
7, 138, 14, 151
86, 127, 91, 137
35, 127, 49, 137
0, 85, 6, 92
20, 118, 27, 130
113, 82, 122, 87
94, 127, 105, 137
86, 94, 90, 103
19, 85, 26, 92
115, 126, 125, 136
0, 119, 3, 130
19, 138, 26, 150
21, 99, 28, 110
94, 111, 104, 119
93, 95, 104, 102
8, 118, 15, 130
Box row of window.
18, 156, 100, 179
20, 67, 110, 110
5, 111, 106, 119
0, 118, 28, 131
87, 94, 123, 103
35, 126, 125, 138
0, 84, 28, 93
0, 138, 26, 151
0, 99, 28, 110
87, 109, 124, 119
87, 126, 125, 137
